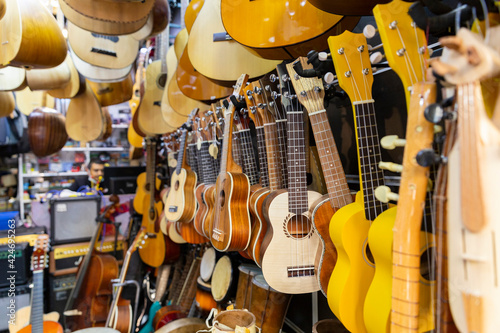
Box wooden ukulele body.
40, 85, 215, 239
164, 168, 197, 223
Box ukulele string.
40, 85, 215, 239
395, 26, 419, 87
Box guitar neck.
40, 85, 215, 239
275, 119, 288, 189
287, 109, 308, 214
105, 250, 133, 327
187, 143, 199, 175
220, 103, 240, 174
237, 125, 259, 186
255, 125, 270, 188
175, 131, 188, 174
354, 101, 388, 220
31, 272, 44, 333
263, 122, 282, 191
199, 141, 217, 184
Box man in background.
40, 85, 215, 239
69, 158, 105, 192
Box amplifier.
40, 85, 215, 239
47, 274, 76, 318
49, 236, 127, 276
0, 283, 31, 331
0, 242, 32, 287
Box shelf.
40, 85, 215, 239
112, 124, 129, 129
61, 147, 126, 152
22, 171, 88, 178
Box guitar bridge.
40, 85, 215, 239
168, 206, 178, 213
287, 265, 315, 278
90, 48, 117, 57
211, 229, 224, 242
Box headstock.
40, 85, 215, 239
328, 31, 373, 103
128, 227, 148, 254
242, 81, 262, 127
373, 0, 429, 94
259, 73, 283, 123
276, 62, 300, 112
32, 234, 50, 272
286, 57, 325, 114
211, 101, 224, 137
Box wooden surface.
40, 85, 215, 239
164, 168, 197, 223
65, 82, 103, 142
0, 91, 15, 118
308, 0, 390, 16
187, 0, 280, 82
47, 53, 85, 99
59, 0, 154, 35
221, 0, 358, 59
28, 107, 68, 157
184, 0, 204, 33
149, 0, 170, 37
88, 74, 133, 107
16, 88, 55, 116
25, 60, 71, 90
67, 22, 139, 69
70, 47, 132, 83
0, 67, 26, 91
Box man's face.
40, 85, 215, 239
89, 163, 104, 182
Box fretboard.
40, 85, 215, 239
198, 141, 217, 184
31, 272, 44, 333
187, 143, 199, 176
287, 110, 308, 214
309, 110, 352, 208
263, 122, 282, 191
219, 106, 233, 174
175, 131, 187, 175
276, 119, 288, 189
355, 102, 388, 220
255, 126, 270, 188
238, 127, 259, 186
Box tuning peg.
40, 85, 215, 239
370, 52, 386, 64
380, 135, 406, 150
271, 91, 281, 100
318, 52, 332, 61
269, 74, 278, 82
434, 125, 443, 134
379, 161, 403, 173
375, 185, 399, 203
363, 24, 378, 39
416, 149, 446, 167
424, 101, 456, 124
324, 72, 336, 85
253, 86, 263, 94
368, 43, 383, 52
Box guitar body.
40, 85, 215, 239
176, 220, 208, 244
138, 194, 166, 268
16, 88, 55, 116
310, 195, 339, 297
221, 0, 359, 60
68, 22, 138, 69
65, 254, 119, 331
28, 108, 68, 158
9, 308, 59, 333
59, 0, 155, 35
307, 0, 390, 16
166, 220, 187, 244
88, 75, 134, 107
0, 91, 14, 118
164, 168, 197, 223
47, 53, 85, 99
65, 83, 104, 142
137, 60, 173, 136
261, 189, 322, 294
187, 0, 280, 82
194, 184, 208, 236
0, 0, 67, 69
211, 172, 251, 252
447, 131, 500, 332
25, 61, 71, 91
17, 321, 63, 333
0, 67, 26, 91
327, 192, 374, 333
202, 184, 216, 239
70, 47, 132, 83
246, 187, 270, 267
109, 301, 132, 333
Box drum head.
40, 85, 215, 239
252, 274, 276, 292
200, 247, 216, 282
237, 263, 261, 277
156, 317, 207, 333
211, 255, 233, 302
197, 276, 212, 292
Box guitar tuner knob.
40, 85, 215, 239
271, 91, 281, 99
281, 74, 290, 82
375, 185, 399, 203
257, 103, 267, 109
370, 52, 386, 64
246, 90, 253, 96
269, 74, 277, 82
318, 52, 331, 61
363, 24, 379, 39
424, 103, 457, 124
324, 72, 336, 85
379, 161, 403, 173
265, 85, 271, 91
380, 135, 406, 150
253, 87, 263, 94
416, 149, 445, 167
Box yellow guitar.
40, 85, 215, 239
363, 2, 435, 332
326, 31, 388, 333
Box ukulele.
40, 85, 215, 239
260, 64, 323, 294
326, 31, 388, 333
210, 75, 252, 252
286, 58, 353, 297
0, 0, 67, 69
220, 0, 359, 60
128, 48, 148, 151
187, 0, 280, 83
136, 138, 166, 267
106, 228, 148, 333
164, 118, 198, 223
67, 21, 139, 70
14, 235, 63, 333
137, 31, 176, 136
433, 27, 500, 333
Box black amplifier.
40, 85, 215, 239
47, 273, 76, 318
0, 242, 32, 288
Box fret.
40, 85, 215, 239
32, 272, 44, 333
175, 130, 188, 175
255, 126, 269, 188
237, 124, 260, 186
263, 122, 282, 191
287, 108, 308, 215
275, 119, 288, 189
199, 141, 217, 184
187, 143, 199, 178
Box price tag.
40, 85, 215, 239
197, 137, 202, 150
209, 143, 218, 159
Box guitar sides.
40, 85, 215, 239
164, 169, 197, 223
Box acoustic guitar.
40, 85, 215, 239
13, 235, 63, 333
25, 61, 71, 91
365, 2, 436, 332
128, 49, 147, 152
187, 0, 280, 83
260, 63, 322, 294
16, 88, 55, 116
164, 122, 198, 223
326, 31, 388, 333
59, 0, 155, 35
0, 67, 27, 91
88, 74, 134, 107
47, 53, 86, 99
210, 74, 252, 252
286, 58, 352, 297
433, 27, 500, 333
0, 0, 67, 69
0, 91, 15, 118
137, 138, 166, 267
220, 0, 359, 60
67, 22, 139, 70
307, 0, 390, 16
137, 31, 175, 136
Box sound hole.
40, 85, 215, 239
363, 241, 375, 267
145, 183, 151, 192
420, 246, 436, 282
158, 73, 167, 88
174, 180, 179, 191
286, 215, 311, 239
218, 189, 226, 208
